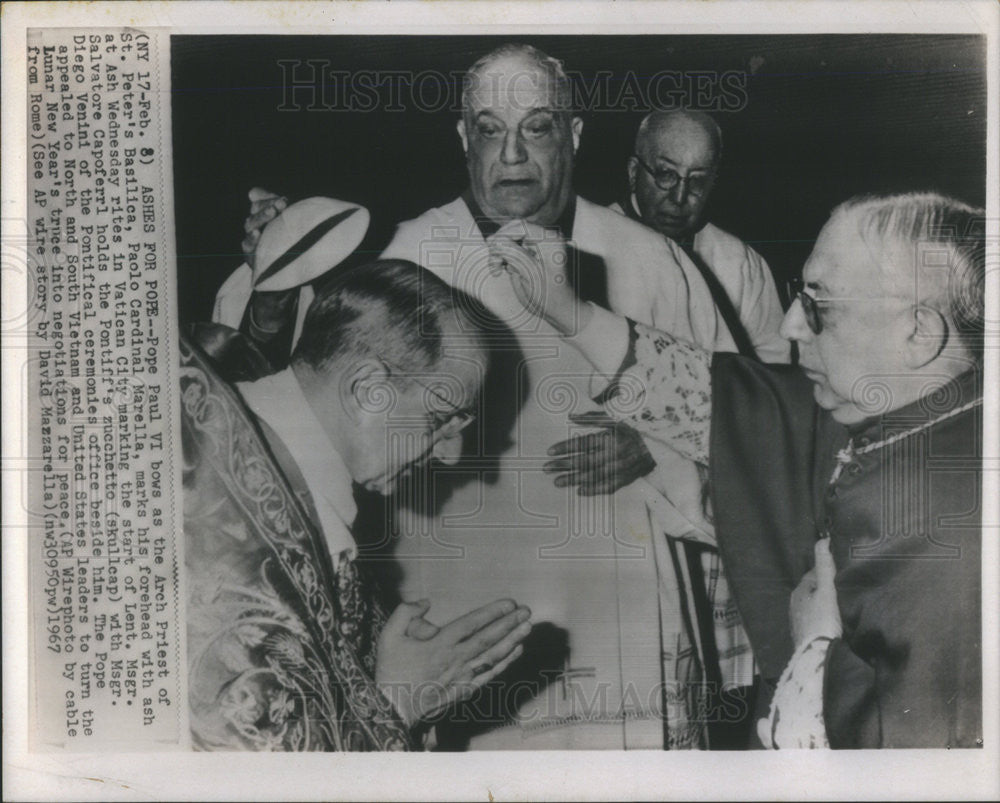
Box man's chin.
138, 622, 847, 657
812, 384, 869, 425
488, 187, 544, 218
652, 213, 691, 240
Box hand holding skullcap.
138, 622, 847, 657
253, 196, 371, 291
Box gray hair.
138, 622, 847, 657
461, 43, 574, 115
834, 192, 985, 361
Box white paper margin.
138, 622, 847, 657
3, 2, 998, 800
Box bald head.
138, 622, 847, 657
634, 110, 722, 163
628, 110, 722, 240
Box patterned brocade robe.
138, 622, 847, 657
179, 335, 413, 751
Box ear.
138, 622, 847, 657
342, 358, 393, 424
905, 304, 949, 368
626, 156, 639, 195
570, 116, 583, 154
456, 118, 469, 154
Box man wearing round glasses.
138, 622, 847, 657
615, 109, 788, 364
611, 108, 791, 747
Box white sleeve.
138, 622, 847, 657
563, 302, 630, 379
212, 263, 254, 328
740, 246, 791, 364
379, 222, 425, 264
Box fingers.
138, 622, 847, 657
244, 198, 288, 234
438, 598, 519, 645
492, 219, 548, 244
437, 643, 526, 712
545, 420, 655, 495
383, 599, 432, 639
453, 606, 531, 664
247, 186, 282, 203
460, 641, 526, 689
487, 239, 541, 279
546, 431, 603, 459
405, 616, 440, 641
545, 431, 604, 464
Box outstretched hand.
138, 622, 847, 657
545, 411, 656, 495
376, 598, 531, 727
486, 221, 589, 336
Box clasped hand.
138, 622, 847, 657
376, 598, 532, 728
790, 538, 843, 647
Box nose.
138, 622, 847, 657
667, 178, 690, 207
431, 431, 464, 466
500, 128, 528, 165
780, 296, 812, 343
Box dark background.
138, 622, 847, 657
171, 34, 986, 323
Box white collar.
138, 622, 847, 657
238, 368, 357, 559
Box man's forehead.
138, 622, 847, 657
647, 120, 716, 164
430, 350, 486, 404
465, 56, 567, 112
803, 212, 875, 290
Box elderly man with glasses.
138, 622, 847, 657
613, 110, 788, 364
490, 191, 985, 749
606, 109, 791, 746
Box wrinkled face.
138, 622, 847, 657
355, 349, 484, 496
629, 118, 718, 240
458, 55, 581, 225
780, 213, 916, 425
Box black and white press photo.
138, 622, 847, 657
4, 2, 998, 801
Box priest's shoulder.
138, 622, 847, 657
380, 196, 475, 261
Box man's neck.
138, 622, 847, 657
461, 189, 577, 240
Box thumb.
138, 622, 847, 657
813, 538, 836, 584
384, 599, 431, 637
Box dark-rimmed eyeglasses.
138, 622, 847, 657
787, 277, 921, 336
632, 154, 716, 198
788, 277, 828, 334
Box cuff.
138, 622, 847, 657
564, 302, 630, 377
758, 636, 833, 749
